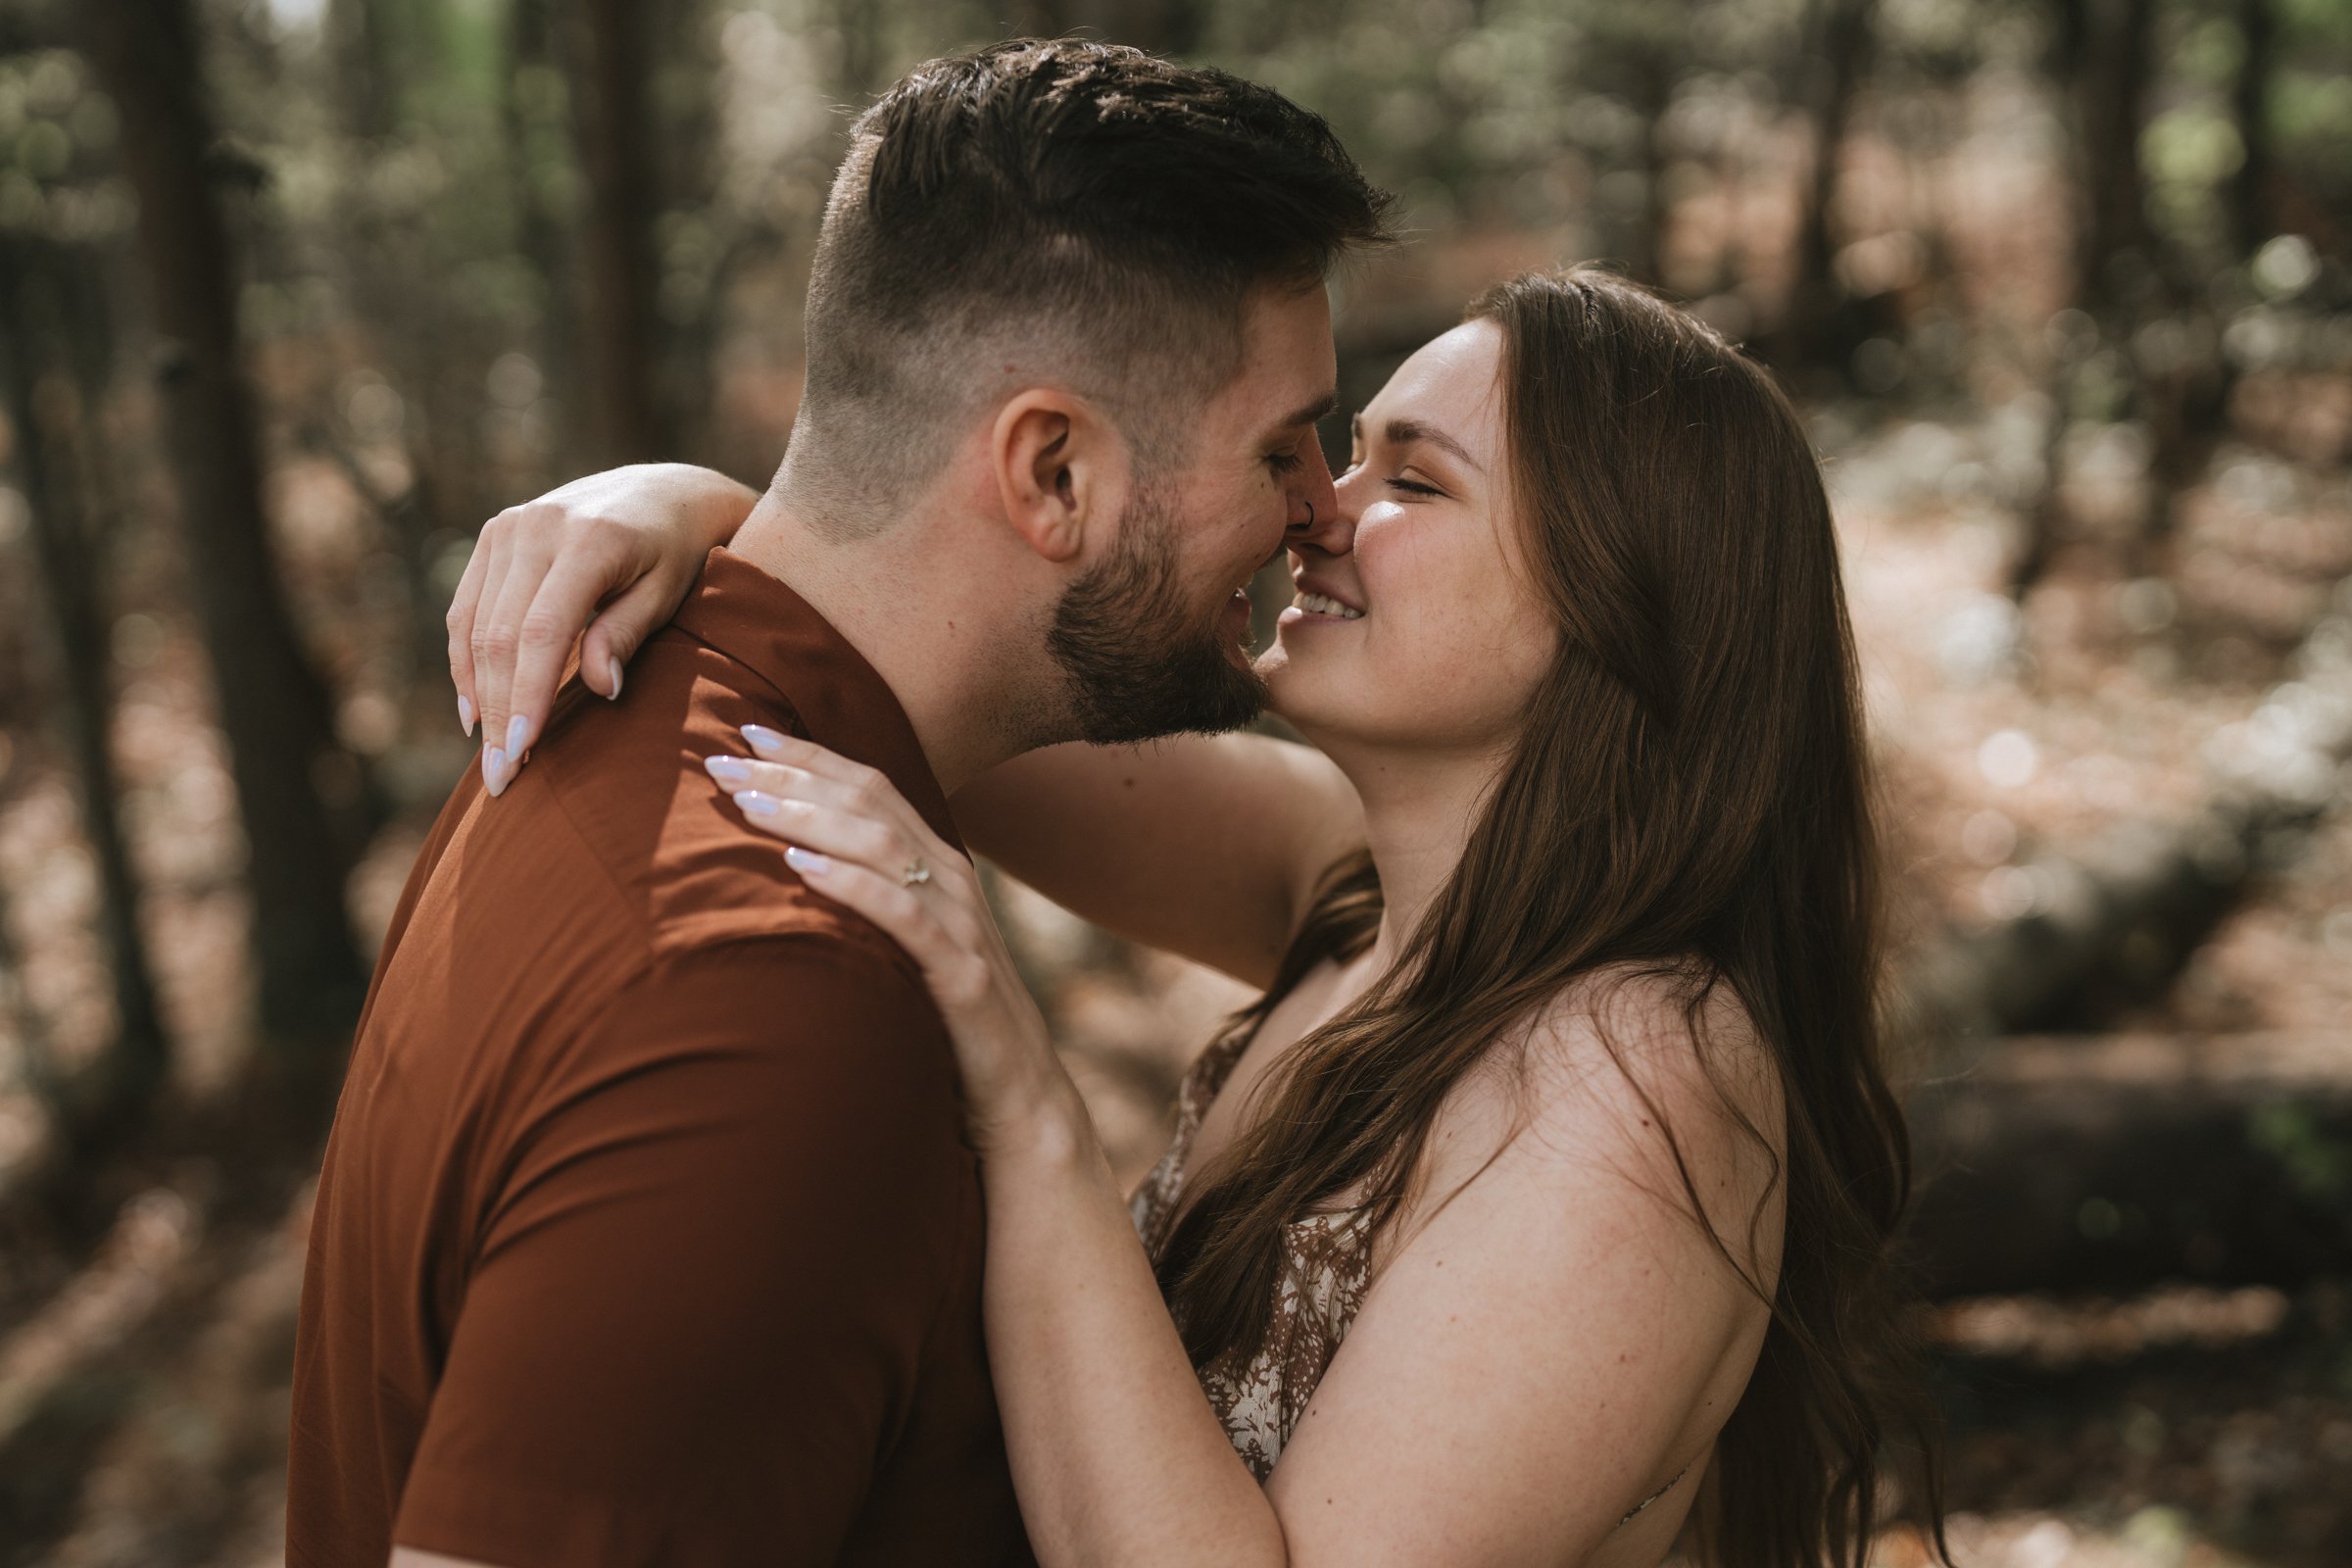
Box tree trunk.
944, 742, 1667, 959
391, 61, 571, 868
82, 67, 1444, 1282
503, 0, 582, 477
1776, 0, 1879, 368
1585, 35, 1684, 291
326, 0, 468, 692
2073, 0, 2158, 315
2113, 0, 2269, 568
2009, 0, 2095, 600
325, 0, 397, 147
2229, 0, 2278, 261
0, 235, 169, 1148
1905, 1034, 2352, 1298
2129, 318, 2237, 574
75, 0, 368, 1064
2016, 0, 2185, 598
650, 0, 725, 469
568, 0, 670, 464
2006, 402, 2072, 599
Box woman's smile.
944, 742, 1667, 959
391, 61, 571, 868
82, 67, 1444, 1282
1279, 591, 1364, 624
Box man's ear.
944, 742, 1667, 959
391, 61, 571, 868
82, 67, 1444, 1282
990, 390, 1124, 564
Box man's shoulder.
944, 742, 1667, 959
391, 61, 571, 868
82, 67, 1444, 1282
531, 642, 918, 976
574, 933, 963, 1186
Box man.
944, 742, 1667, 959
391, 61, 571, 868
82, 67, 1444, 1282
287, 37, 1390, 1568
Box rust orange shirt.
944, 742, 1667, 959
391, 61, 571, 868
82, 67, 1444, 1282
287, 548, 1031, 1567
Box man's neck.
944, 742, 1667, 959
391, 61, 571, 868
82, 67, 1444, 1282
726, 492, 1048, 795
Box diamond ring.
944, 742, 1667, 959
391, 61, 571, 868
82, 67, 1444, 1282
901, 858, 932, 888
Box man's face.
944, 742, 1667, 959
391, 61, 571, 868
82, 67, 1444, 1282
1047, 284, 1340, 742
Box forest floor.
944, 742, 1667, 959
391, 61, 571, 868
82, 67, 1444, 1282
0, 391, 2347, 1563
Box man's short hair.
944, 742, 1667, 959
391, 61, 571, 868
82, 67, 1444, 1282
784, 39, 1394, 534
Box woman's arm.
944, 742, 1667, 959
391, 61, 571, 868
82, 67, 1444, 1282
717, 739, 1784, 1568
448, 464, 760, 786
979, 1076, 1289, 1567
953, 736, 1362, 988
457, 465, 1364, 980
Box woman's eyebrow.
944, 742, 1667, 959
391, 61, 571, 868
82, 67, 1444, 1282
1385, 418, 1484, 473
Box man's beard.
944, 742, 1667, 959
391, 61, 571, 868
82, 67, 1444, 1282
1047, 481, 1266, 746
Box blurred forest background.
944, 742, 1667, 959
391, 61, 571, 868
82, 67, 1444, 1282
0, 0, 2347, 1561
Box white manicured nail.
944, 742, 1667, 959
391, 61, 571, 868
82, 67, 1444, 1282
705, 756, 753, 787
785, 845, 831, 876
458, 694, 476, 737
734, 789, 782, 817
608, 656, 624, 699
484, 747, 508, 797
741, 724, 788, 757
506, 713, 531, 756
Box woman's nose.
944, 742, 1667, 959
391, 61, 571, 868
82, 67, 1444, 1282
1287, 442, 1350, 553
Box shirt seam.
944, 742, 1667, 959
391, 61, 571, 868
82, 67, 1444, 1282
531, 642, 817, 973
662, 620, 806, 718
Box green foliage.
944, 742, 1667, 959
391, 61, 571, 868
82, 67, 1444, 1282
0, 51, 135, 246
2249, 1101, 2352, 1201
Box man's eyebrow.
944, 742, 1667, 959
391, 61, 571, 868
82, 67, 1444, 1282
1386, 418, 1484, 473
1273, 390, 1340, 432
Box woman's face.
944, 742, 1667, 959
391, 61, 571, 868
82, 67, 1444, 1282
1258, 319, 1557, 759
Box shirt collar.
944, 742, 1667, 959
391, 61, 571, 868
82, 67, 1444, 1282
671, 546, 963, 853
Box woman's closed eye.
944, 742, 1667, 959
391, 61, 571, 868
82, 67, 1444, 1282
1345, 446, 1446, 501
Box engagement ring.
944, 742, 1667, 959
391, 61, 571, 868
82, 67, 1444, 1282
901, 858, 932, 888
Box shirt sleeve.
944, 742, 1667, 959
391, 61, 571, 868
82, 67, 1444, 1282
392, 936, 978, 1568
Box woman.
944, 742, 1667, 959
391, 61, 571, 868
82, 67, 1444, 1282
451, 268, 1941, 1567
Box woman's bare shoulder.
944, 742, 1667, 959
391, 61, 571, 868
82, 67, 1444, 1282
1399, 962, 1786, 1272
1523, 963, 1778, 1127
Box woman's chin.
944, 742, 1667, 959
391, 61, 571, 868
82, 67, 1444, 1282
1260, 635, 1384, 745
1257, 653, 1336, 736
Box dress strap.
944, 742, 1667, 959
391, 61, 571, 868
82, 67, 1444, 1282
1615, 1462, 1690, 1528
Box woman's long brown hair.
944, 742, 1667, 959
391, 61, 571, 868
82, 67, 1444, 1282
1152, 267, 1945, 1567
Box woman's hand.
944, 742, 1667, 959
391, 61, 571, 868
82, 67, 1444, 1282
449, 463, 759, 795
709, 725, 1081, 1153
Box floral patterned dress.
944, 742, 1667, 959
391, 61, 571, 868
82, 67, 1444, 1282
1130, 1030, 1373, 1480
1130, 1030, 1691, 1526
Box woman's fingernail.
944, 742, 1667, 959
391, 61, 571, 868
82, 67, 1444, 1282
741, 723, 788, 757
705, 756, 753, 787
608, 657, 624, 699
458, 694, 476, 737
506, 713, 531, 756
734, 789, 782, 817
483, 747, 509, 797
785, 845, 831, 876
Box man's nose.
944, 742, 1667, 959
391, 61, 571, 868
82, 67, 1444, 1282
1286, 440, 1348, 552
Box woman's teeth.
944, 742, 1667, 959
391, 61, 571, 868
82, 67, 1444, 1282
1294, 591, 1362, 620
